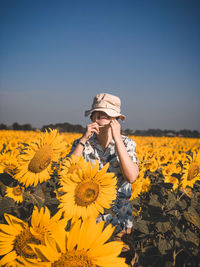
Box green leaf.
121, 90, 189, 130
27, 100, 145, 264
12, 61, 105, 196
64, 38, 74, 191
173, 226, 186, 241
149, 194, 162, 207
158, 238, 172, 254
191, 197, 200, 209
184, 206, 200, 229
165, 191, 176, 210
148, 206, 165, 222
176, 199, 187, 211
133, 218, 149, 234
168, 209, 181, 220
185, 229, 199, 247
156, 222, 171, 233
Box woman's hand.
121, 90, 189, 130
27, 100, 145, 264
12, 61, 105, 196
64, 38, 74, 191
80, 122, 100, 143
110, 119, 121, 141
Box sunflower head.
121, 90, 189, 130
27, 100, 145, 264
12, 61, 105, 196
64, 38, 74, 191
30, 206, 66, 243
142, 158, 158, 173
0, 150, 19, 176
181, 151, 200, 189
0, 213, 40, 266
58, 159, 117, 220
130, 179, 143, 200
29, 217, 127, 267
141, 177, 151, 193
0, 206, 66, 266
5, 185, 24, 203
187, 162, 199, 181
14, 129, 66, 187
13, 227, 41, 259
58, 155, 88, 177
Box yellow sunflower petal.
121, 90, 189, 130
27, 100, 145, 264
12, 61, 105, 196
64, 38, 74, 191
0, 250, 17, 266
67, 220, 81, 251
90, 223, 115, 249
90, 241, 124, 257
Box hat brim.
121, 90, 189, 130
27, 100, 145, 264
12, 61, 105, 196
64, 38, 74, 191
85, 108, 126, 121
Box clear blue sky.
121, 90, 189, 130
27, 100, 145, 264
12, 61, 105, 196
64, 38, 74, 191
0, 0, 200, 131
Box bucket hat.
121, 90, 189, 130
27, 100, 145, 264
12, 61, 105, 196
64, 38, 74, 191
85, 93, 126, 121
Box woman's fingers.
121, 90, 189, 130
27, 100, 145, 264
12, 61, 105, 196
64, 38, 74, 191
88, 123, 99, 133
85, 122, 100, 139
110, 119, 121, 140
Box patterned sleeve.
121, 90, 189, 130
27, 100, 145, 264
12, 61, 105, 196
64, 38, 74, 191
123, 137, 139, 165
67, 138, 80, 157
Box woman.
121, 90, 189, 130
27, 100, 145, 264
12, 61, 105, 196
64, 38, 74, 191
69, 93, 139, 234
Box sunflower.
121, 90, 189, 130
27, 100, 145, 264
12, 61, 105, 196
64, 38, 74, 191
164, 162, 181, 174
156, 149, 171, 166
29, 206, 66, 243
142, 158, 159, 173
142, 146, 155, 161
0, 213, 38, 266
0, 206, 65, 266
58, 155, 88, 178
171, 151, 187, 164
130, 179, 143, 200
130, 166, 151, 200
141, 177, 151, 193
0, 150, 20, 177
162, 162, 181, 190
30, 217, 128, 267
14, 129, 65, 187
58, 159, 117, 220
5, 185, 24, 203
59, 133, 81, 158
181, 151, 200, 189
164, 175, 179, 190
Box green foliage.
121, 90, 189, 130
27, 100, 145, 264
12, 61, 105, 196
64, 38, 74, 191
130, 170, 200, 267
0, 171, 60, 224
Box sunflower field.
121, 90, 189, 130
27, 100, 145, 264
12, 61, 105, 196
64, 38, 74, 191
0, 129, 200, 267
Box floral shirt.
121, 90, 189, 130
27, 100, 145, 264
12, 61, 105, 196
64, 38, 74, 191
69, 134, 139, 233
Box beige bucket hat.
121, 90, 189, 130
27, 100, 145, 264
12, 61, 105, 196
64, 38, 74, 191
85, 93, 126, 121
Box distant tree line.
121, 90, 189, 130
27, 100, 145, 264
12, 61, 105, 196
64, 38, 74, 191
0, 122, 200, 138
0, 122, 35, 131
41, 122, 85, 133
123, 128, 200, 138
0, 122, 85, 133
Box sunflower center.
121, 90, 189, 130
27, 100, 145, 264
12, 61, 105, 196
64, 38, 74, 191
31, 225, 46, 244
159, 155, 165, 162
28, 145, 53, 173
75, 181, 99, 206
14, 228, 41, 259
52, 250, 95, 267
187, 163, 199, 181
13, 186, 23, 196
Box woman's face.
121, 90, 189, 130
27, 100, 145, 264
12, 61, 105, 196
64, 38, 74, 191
91, 111, 113, 126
